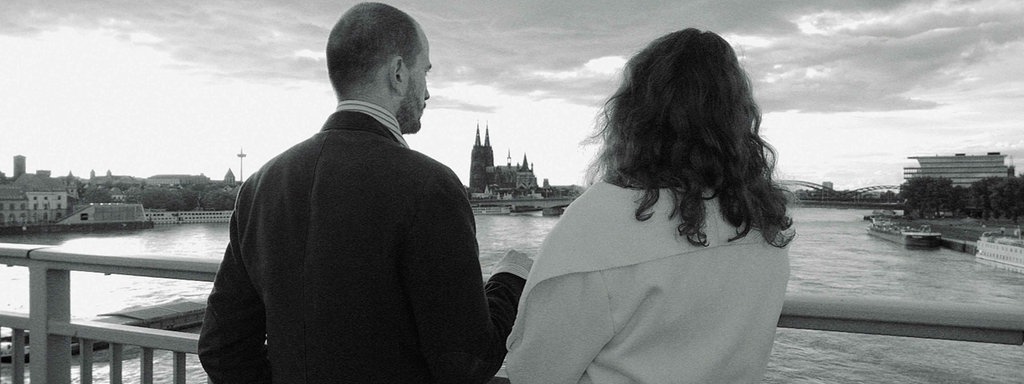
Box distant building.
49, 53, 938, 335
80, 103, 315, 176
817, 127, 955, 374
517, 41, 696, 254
58, 203, 146, 224
90, 169, 144, 187
109, 187, 126, 202
1, 171, 71, 225
0, 186, 26, 226
13, 155, 26, 180
904, 152, 1014, 188
223, 169, 237, 185
486, 150, 538, 192
468, 124, 539, 195
469, 125, 494, 193
58, 171, 82, 200
146, 173, 211, 187
822, 181, 834, 191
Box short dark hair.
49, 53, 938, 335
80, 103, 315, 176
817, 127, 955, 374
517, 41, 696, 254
326, 3, 421, 97
589, 28, 793, 248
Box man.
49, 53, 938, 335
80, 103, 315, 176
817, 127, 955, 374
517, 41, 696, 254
198, 3, 531, 383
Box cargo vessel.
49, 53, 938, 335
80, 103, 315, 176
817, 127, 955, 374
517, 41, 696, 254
867, 219, 941, 248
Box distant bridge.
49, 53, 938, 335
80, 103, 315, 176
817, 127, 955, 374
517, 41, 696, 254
778, 180, 900, 200
469, 196, 575, 211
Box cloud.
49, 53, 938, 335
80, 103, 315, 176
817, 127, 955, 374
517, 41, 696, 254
426, 95, 498, 113
1, 0, 1022, 115
748, 1, 1024, 112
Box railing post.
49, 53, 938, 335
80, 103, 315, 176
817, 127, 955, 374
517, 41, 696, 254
142, 347, 155, 384
110, 343, 124, 384
174, 352, 187, 384
80, 338, 95, 384
29, 266, 71, 384
13, 328, 26, 384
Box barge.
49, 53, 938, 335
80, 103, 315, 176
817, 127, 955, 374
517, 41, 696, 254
867, 219, 942, 248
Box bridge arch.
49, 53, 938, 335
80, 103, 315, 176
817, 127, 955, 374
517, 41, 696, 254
777, 180, 900, 200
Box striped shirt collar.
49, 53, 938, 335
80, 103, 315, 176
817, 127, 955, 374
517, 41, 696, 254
335, 100, 408, 148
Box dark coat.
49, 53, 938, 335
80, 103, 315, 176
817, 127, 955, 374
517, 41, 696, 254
199, 111, 524, 383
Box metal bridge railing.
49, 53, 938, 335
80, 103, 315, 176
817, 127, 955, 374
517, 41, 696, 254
2, 242, 1023, 383
1, 243, 218, 384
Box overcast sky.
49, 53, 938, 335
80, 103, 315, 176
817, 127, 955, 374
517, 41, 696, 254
1, 0, 1021, 190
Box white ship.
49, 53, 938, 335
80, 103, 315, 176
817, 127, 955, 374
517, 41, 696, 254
975, 230, 1024, 274
471, 205, 511, 215
145, 210, 233, 224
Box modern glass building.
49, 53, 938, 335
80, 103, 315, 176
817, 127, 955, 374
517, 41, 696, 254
904, 152, 1014, 188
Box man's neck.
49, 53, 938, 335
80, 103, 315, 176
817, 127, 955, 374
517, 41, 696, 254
337, 91, 399, 116
335, 99, 408, 148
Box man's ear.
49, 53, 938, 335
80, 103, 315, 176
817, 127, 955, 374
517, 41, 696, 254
388, 56, 407, 94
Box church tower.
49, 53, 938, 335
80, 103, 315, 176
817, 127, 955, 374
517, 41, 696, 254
224, 169, 237, 185
469, 122, 494, 193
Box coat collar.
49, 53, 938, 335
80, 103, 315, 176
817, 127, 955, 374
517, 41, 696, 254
320, 111, 403, 145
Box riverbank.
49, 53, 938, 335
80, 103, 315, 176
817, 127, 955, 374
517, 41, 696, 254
903, 217, 1020, 242
0, 221, 154, 236
868, 216, 1020, 254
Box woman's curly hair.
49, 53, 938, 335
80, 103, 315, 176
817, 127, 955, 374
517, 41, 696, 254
588, 28, 793, 248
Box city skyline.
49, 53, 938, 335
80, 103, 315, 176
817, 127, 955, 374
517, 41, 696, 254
2, 1, 1023, 190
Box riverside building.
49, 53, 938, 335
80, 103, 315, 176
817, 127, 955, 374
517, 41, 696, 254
904, 152, 1015, 188
1, 171, 71, 225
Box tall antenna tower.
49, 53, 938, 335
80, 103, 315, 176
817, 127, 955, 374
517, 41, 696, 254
237, 148, 247, 181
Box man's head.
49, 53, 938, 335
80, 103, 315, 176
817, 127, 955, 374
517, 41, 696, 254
327, 3, 431, 133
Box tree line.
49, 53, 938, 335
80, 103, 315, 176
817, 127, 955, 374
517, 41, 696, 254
78, 183, 238, 211
900, 175, 1024, 221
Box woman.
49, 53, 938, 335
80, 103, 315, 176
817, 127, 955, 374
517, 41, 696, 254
506, 29, 795, 383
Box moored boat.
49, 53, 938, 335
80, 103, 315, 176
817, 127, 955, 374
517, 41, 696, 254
542, 206, 566, 216
867, 219, 941, 248
975, 230, 1024, 274
471, 205, 511, 215
863, 209, 898, 221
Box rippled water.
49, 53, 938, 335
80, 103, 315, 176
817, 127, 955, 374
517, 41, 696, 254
771, 208, 1024, 384
2, 207, 1023, 383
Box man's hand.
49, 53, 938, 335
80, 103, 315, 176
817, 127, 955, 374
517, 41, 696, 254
492, 249, 533, 280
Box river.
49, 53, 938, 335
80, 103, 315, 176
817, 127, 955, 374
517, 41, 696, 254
2, 207, 1022, 383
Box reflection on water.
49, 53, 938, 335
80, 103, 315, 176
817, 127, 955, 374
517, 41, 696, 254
2, 209, 1022, 383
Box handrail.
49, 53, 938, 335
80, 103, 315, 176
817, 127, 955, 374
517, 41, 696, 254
780, 294, 1024, 345
51, 319, 199, 353
28, 247, 219, 281
0, 310, 31, 330
2, 242, 1023, 383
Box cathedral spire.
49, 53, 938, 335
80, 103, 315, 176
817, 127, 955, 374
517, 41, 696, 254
507, 149, 512, 166
474, 122, 481, 146
484, 122, 491, 147
520, 153, 530, 172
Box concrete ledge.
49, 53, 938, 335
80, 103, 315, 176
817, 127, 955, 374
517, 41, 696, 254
940, 238, 977, 253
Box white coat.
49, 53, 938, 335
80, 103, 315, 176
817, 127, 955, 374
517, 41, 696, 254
506, 182, 790, 384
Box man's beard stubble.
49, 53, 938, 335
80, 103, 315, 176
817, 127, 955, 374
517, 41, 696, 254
397, 91, 422, 135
